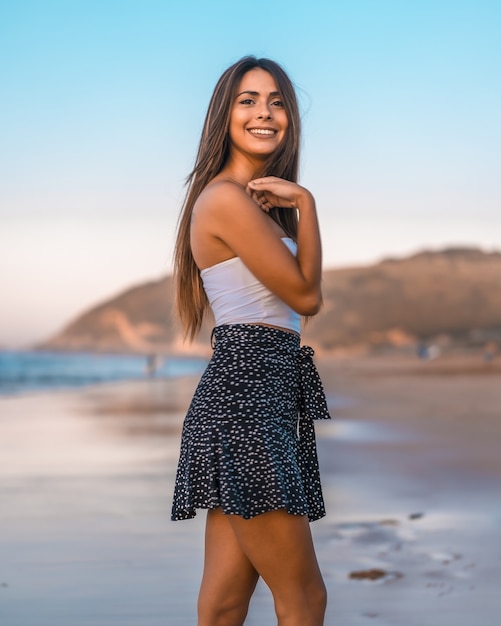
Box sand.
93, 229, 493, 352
1, 352, 500, 625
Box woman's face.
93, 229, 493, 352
228, 68, 288, 161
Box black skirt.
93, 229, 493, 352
171, 323, 330, 522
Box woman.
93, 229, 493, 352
171, 56, 330, 626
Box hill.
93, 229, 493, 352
40, 248, 501, 354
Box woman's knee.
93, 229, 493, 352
312, 577, 328, 615
198, 593, 250, 626
274, 578, 327, 625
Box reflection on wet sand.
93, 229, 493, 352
80, 376, 201, 437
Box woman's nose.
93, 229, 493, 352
257, 106, 272, 120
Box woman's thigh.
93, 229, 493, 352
226, 509, 324, 596
199, 508, 326, 625
198, 509, 259, 618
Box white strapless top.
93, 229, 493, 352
200, 238, 301, 333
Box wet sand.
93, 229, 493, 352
1, 353, 500, 625
315, 353, 501, 625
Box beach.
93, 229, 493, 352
1, 353, 500, 625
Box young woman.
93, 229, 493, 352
171, 56, 330, 626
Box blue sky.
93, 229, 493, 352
1, 0, 500, 346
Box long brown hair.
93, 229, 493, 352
174, 56, 302, 340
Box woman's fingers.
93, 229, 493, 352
246, 177, 300, 208
257, 195, 270, 212
248, 187, 283, 209
247, 177, 281, 196
247, 188, 271, 212
247, 176, 280, 186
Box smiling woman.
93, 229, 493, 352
170, 56, 329, 626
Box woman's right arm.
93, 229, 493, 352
191, 179, 322, 316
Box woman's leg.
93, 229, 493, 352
227, 509, 327, 626
198, 508, 260, 626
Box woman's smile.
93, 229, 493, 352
247, 127, 278, 137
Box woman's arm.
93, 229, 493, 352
191, 178, 322, 316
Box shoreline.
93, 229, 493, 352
0, 348, 209, 399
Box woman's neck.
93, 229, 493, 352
221, 152, 265, 186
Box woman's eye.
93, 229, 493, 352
271, 100, 284, 108
239, 98, 254, 105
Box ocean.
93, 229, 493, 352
0, 350, 208, 396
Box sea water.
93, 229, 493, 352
0, 350, 208, 395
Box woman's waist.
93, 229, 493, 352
211, 306, 300, 335
247, 322, 300, 337
211, 323, 301, 351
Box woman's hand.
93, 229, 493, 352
246, 176, 312, 213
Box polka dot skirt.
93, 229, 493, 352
171, 324, 331, 522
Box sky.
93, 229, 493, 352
1, 0, 500, 347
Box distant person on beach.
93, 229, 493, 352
171, 56, 329, 626
483, 341, 498, 363
145, 353, 160, 377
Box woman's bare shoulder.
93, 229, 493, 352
192, 179, 262, 244
195, 179, 249, 214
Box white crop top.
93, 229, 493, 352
200, 237, 301, 334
